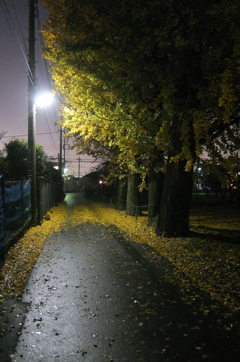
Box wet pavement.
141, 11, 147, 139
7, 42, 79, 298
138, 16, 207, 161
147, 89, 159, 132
1, 194, 240, 361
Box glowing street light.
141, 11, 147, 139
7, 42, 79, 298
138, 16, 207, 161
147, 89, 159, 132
28, 92, 54, 225
35, 92, 55, 108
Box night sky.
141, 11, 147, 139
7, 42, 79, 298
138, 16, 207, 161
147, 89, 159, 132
0, 0, 100, 177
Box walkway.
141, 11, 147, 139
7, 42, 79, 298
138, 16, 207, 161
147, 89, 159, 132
5, 194, 240, 361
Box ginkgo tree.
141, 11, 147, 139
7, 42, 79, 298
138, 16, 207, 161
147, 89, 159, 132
42, 0, 163, 216
42, 0, 240, 236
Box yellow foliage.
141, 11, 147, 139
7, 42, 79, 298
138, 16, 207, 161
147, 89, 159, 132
218, 69, 238, 123
0, 204, 68, 296
1, 201, 240, 317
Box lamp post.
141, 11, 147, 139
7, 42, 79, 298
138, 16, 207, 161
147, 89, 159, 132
28, 0, 55, 224
28, 0, 36, 225
28, 102, 37, 225
28, 93, 54, 226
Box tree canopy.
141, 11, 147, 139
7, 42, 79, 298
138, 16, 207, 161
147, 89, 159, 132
2, 139, 58, 181
42, 0, 240, 169
42, 0, 240, 235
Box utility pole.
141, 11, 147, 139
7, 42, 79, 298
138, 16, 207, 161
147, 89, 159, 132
59, 126, 62, 176
58, 123, 65, 200
63, 129, 66, 170
77, 157, 81, 192
28, 0, 37, 225
78, 157, 81, 178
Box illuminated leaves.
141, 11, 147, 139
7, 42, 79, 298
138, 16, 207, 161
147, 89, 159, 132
41, 0, 240, 182
1, 200, 239, 318
41, 1, 172, 172
0, 204, 68, 296
84, 203, 240, 315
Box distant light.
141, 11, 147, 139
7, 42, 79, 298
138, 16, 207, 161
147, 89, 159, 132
198, 167, 202, 171
54, 166, 59, 170
35, 92, 54, 108
99, 180, 103, 184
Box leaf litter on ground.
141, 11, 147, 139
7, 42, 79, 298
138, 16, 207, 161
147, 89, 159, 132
1, 201, 240, 319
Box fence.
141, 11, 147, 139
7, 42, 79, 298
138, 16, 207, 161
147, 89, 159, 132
37, 177, 58, 224
0, 177, 59, 266
4, 179, 31, 250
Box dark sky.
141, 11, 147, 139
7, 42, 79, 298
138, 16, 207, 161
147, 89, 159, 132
0, 0, 100, 176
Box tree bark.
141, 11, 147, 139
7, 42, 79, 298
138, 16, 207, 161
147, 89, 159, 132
116, 178, 126, 211
148, 168, 164, 224
156, 159, 193, 237
126, 172, 142, 216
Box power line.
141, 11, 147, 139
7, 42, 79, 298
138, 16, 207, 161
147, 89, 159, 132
1, 0, 60, 158
10, 0, 28, 53
0, 1, 88, 175
35, 9, 60, 154
1, 0, 35, 88
1, 132, 58, 139
48, 157, 102, 163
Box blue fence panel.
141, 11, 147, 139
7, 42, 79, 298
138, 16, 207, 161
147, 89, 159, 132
1, 178, 58, 267
4, 180, 31, 248
4, 182, 22, 203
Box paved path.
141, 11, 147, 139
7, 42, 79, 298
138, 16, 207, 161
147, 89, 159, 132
5, 194, 240, 361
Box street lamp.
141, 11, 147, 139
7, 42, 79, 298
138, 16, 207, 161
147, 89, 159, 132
28, 92, 54, 226
35, 92, 54, 108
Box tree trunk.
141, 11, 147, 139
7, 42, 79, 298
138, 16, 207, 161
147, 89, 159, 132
156, 159, 193, 237
126, 172, 142, 216
148, 168, 164, 224
116, 178, 126, 211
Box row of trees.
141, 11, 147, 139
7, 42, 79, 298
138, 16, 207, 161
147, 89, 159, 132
42, 0, 240, 236
87, 160, 240, 208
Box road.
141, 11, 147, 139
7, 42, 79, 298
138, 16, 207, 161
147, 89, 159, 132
3, 193, 240, 361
